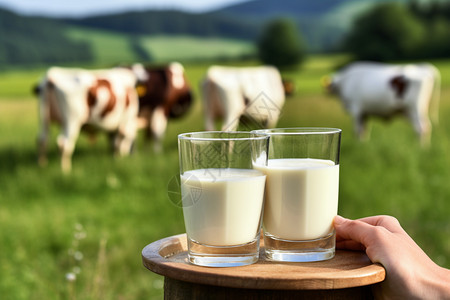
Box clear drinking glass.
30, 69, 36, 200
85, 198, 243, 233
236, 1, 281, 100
178, 131, 269, 267
252, 128, 342, 262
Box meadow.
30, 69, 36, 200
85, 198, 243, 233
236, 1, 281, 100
66, 27, 254, 65
0, 55, 449, 300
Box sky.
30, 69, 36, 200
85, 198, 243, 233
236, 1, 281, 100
0, 0, 248, 17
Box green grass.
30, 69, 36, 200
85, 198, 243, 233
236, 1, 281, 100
0, 70, 44, 99
139, 35, 254, 62
66, 27, 139, 65
0, 55, 449, 299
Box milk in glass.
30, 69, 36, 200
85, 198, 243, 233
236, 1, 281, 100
256, 158, 339, 240
181, 168, 266, 246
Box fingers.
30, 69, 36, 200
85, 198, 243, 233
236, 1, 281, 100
334, 215, 377, 249
356, 215, 405, 234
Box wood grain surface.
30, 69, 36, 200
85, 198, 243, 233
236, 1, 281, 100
142, 234, 385, 290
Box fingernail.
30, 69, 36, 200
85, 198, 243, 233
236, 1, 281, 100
334, 215, 347, 225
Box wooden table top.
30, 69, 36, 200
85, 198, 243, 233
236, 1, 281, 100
142, 233, 385, 290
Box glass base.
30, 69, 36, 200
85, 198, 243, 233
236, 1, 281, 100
264, 231, 335, 262
187, 236, 260, 267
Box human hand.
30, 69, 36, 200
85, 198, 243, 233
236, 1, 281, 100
334, 215, 450, 299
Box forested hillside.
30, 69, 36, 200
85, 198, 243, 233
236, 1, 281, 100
216, 0, 346, 17
61, 0, 395, 53
64, 10, 260, 40
1, 0, 450, 68
0, 0, 377, 68
62, 0, 366, 52
0, 8, 93, 66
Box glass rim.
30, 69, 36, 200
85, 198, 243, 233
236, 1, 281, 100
178, 131, 270, 141
251, 127, 342, 135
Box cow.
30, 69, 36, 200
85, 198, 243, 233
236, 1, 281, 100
324, 61, 440, 146
131, 62, 193, 151
201, 65, 286, 131
35, 66, 139, 173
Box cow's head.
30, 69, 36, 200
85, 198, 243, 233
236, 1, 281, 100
131, 63, 150, 82
166, 62, 193, 118
133, 62, 193, 119
169, 90, 192, 118
321, 74, 339, 95
32, 83, 41, 96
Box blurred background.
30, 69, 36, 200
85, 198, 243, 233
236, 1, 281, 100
1, 0, 449, 299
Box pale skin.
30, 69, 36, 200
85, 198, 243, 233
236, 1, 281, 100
334, 215, 450, 300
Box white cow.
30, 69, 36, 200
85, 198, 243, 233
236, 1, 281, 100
202, 65, 285, 131
35, 66, 139, 173
326, 62, 440, 146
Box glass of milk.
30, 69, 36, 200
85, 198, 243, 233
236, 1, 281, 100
178, 131, 269, 267
252, 128, 342, 262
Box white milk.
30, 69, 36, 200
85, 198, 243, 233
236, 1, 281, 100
181, 168, 266, 246
256, 159, 339, 240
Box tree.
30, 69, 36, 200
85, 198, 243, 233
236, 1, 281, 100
257, 18, 306, 69
408, 0, 450, 59
344, 3, 425, 61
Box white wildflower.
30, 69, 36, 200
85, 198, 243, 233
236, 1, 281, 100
65, 272, 76, 282
75, 231, 87, 240
74, 251, 83, 261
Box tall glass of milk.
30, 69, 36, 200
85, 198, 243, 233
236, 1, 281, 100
178, 131, 269, 267
252, 128, 342, 262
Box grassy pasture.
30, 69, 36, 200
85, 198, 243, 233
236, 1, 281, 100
66, 27, 254, 65
139, 35, 254, 62
0, 55, 449, 299
66, 27, 138, 65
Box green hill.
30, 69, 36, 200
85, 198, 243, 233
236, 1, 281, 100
64, 0, 393, 52
65, 26, 254, 66
64, 10, 260, 40
0, 8, 93, 67
2, 0, 445, 67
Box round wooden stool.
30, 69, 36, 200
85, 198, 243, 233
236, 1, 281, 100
142, 234, 385, 299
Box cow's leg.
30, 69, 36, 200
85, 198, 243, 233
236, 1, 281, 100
204, 92, 215, 131
222, 112, 241, 131
116, 120, 137, 156
116, 92, 139, 155
409, 109, 431, 147
354, 113, 370, 141
114, 132, 133, 156
37, 89, 50, 166
150, 106, 168, 152
205, 109, 215, 131
136, 108, 151, 141
202, 80, 216, 131
265, 111, 281, 129
37, 133, 48, 166
37, 110, 50, 167
220, 90, 245, 131
57, 122, 81, 173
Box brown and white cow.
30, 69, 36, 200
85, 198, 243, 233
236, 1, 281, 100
35, 66, 139, 173
131, 62, 192, 151
201, 65, 285, 131
325, 61, 440, 146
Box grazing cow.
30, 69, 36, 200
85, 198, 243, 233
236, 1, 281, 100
325, 61, 440, 146
131, 62, 193, 151
201, 65, 285, 131
35, 66, 139, 173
